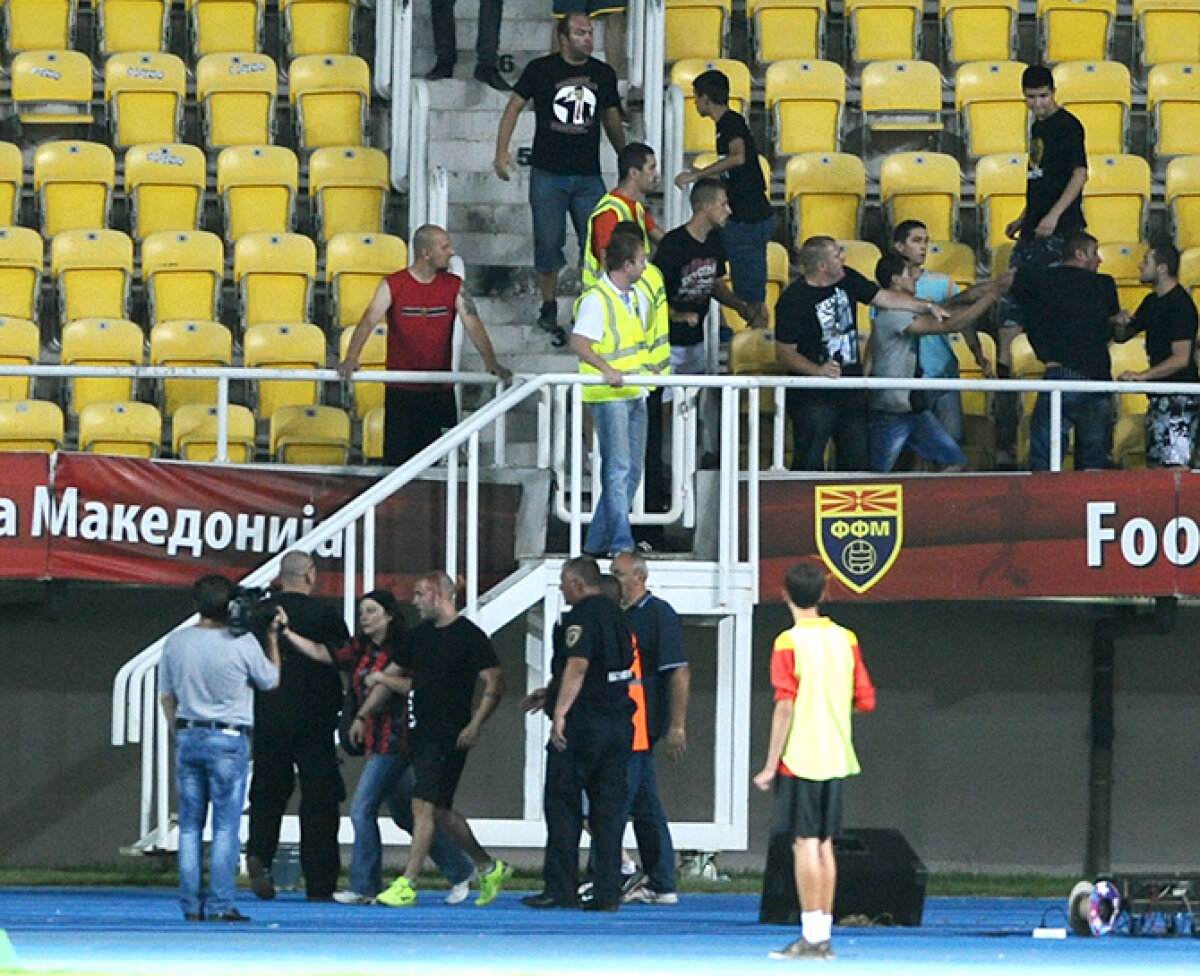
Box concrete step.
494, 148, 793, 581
412, 14, 555, 66
445, 169, 531, 206
429, 103, 535, 143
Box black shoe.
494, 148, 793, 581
246, 855, 276, 901
306, 893, 335, 902
207, 908, 252, 923
522, 891, 577, 909
474, 66, 511, 92
583, 899, 619, 912
537, 300, 558, 332
426, 61, 454, 81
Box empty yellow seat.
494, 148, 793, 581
361, 403, 383, 460
1148, 63, 1200, 161
173, 402, 257, 462
0, 142, 24, 227
765, 60, 845, 155
926, 240, 977, 289
280, 0, 357, 58
271, 404, 350, 464
1166, 154, 1200, 249
1083, 153, 1151, 244
216, 145, 298, 243
879, 152, 962, 242
51, 229, 134, 328
1053, 60, 1130, 155
234, 232, 316, 330
955, 60, 1029, 158
4, 0, 75, 52
0, 316, 40, 401
338, 319, 387, 417
0, 227, 44, 321
125, 143, 207, 239
187, 0, 264, 57
1110, 337, 1152, 428
0, 399, 63, 453
78, 400, 162, 458
308, 146, 388, 240
844, 0, 924, 66
974, 152, 1027, 258
33, 141, 114, 238
141, 230, 225, 325
1134, 0, 1200, 76
784, 152, 865, 244
12, 50, 94, 126
1180, 246, 1200, 304
939, 0, 1019, 65
196, 52, 278, 150
96, 0, 170, 56
150, 319, 233, 416
288, 54, 371, 150
746, 0, 825, 63
1097, 242, 1152, 313
243, 321, 326, 419
325, 231, 407, 330
664, 0, 730, 61
1037, 0, 1116, 63
105, 52, 186, 147
61, 316, 144, 414
860, 59, 944, 150
670, 58, 751, 153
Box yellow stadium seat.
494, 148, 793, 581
1148, 64, 1200, 162
78, 401, 162, 458
1098, 241, 1152, 313
3, 0, 75, 52
992, 240, 1015, 275
1052, 60, 1130, 155
124, 144, 206, 239
234, 232, 316, 331
1084, 154, 1151, 244
940, 0, 1019, 66
0, 227, 43, 321
765, 60, 845, 155
288, 54, 371, 150
196, 52, 278, 150
0, 316, 40, 401
840, 239, 882, 340
325, 231, 407, 330
949, 330, 997, 468
955, 60, 1029, 158
692, 152, 772, 194
0, 399, 63, 453
1009, 330, 1045, 464
670, 59, 751, 154
216, 145, 298, 244
96, 0, 170, 56
746, 0, 825, 63
860, 60, 944, 153
664, 0, 729, 61
844, 0, 924, 66
725, 241, 790, 331
926, 240, 977, 289
1037, 0, 1116, 63
1133, 0, 1200, 76
172, 402, 258, 462
33, 141, 114, 238
361, 403, 383, 460
51, 229, 134, 328
150, 319, 233, 417
308, 146, 388, 241
337, 321, 386, 418
785, 152, 865, 244
1110, 336, 1151, 420
187, 0, 264, 57
0, 142, 23, 227
974, 152, 1027, 259
1180, 246, 1200, 306
879, 152, 962, 242
141, 230, 225, 324
11, 50, 94, 126
280, 0, 357, 59
61, 317, 144, 414
730, 325, 788, 420
271, 404, 349, 465
105, 52, 186, 147
243, 321, 326, 419
1166, 155, 1200, 249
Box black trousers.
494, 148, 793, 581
247, 721, 345, 899
430, 0, 504, 71
383, 387, 457, 466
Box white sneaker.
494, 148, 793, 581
625, 887, 679, 905
333, 890, 374, 905
444, 868, 477, 905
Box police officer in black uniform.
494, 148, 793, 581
521, 556, 636, 911
245, 550, 350, 902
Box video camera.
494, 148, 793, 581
227, 585, 278, 637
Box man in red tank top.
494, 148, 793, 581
339, 225, 512, 465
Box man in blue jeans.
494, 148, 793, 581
158, 575, 282, 922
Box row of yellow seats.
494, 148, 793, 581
668, 0, 1196, 74
0, 227, 406, 334
1, 0, 358, 61
0, 139, 388, 243
12, 50, 371, 154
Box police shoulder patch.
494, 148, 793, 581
565, 624, 583, 648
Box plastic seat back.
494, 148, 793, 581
196, 52, 278, 149
954, 61, 1029, 157
243, 321, 326, 419
0, 142, 24, 226
96, 0, 169, 56
217, 145, 299, 243
281, 0, 357, 58
338, 321, 387, 417
765, 60, 845, 155
78, 400, 162, 458
33, 141, 115, 238
125, 143, 206, 239
0, 227, 44, 321
1083, 153, 1151, 244
879, 152, 962, 241
187, 0, 264, 57
270, 404, 351, 465
105, 52, 186, 147
1134, 0, 1200, 76
844, 0, 924, 65
12, 50, 94, 126
288, 54, 370, 149
4, 0, 75, 52
173, 402, 257, 462
940, 0, 1019, 65
1098, 241, 1152, 314
1148, 63, 1200, 159
61, 316, 144, 413
1053, 60, 1131, 154
974, 152, 1028, 257
308, 147, 388, 240
51, 229, 134, 326
0, 400, 64, 453
0, 316, 40, 401
150, 318, 233, 416
234, 232, 317, 330
1037, 0, 1116, 63
1166, 155, 1200, 248
664, 0, 730, 61
746, 0, 826, 63
142, 230, 225, 324
784, 152, 865, 244
325, 231, 407, 330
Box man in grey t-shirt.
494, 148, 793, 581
868, 254, 1001, 473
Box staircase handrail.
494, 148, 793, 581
388, 0, 415, 188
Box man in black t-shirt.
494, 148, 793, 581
493, 13, 625, 337
675, 69, 774, 328
246, 550, 350, 902
376, 572, 511, 908
1113, 243, 1200, 467
774, 236, 949, 471
1004, 231, 1121, 471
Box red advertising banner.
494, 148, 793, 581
0, 452, 52, 579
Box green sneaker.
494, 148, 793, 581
475, 859, 513, 906
376, 876, 417, 907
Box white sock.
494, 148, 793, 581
801, 910, 823, 944
815, 912, 833, 943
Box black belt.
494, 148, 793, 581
175, 719, 251, 734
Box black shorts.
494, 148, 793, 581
411, 737, 469, 810
774, 775, 844, 841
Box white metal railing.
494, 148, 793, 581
663, 83, 686, 228
634, 0, 666, 159
388, 0, 414, 188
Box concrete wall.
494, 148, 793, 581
4, 581, 1199, 876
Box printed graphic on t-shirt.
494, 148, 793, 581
675, 256, 721, 304
1028, 137, 1044, 180
816, 288, 859, 365
552, 79, 598, 133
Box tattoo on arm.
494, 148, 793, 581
460, 287, 479, 318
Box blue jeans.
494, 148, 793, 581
176, 728, 249, 918
869, 410, 966, 473
625, 750, 676, 894
585, 396, 647, 556
719, 216, 775, 304
529, 168, 605, 274
1030, 368, 1113, 470
347, 752, 474, 896
926, 388, 964, 444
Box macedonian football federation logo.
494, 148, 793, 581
815, 485, 904, 594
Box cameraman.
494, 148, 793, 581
159, 574, 282, 922
245, 550, 351, 902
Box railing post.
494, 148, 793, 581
446, 443, 459, 586
215, 375, 230, 463
389, 0, 414, 189
1050, 387, 1063, 473
663, 83, 685, 228
570, 383, 585, 555
466, 431, 480, 616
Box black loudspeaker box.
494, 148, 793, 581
758, 827, 928, 927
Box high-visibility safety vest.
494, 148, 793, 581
575, 276, 651, 403
634, 262, 671, 380
582, 192, 652, 291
